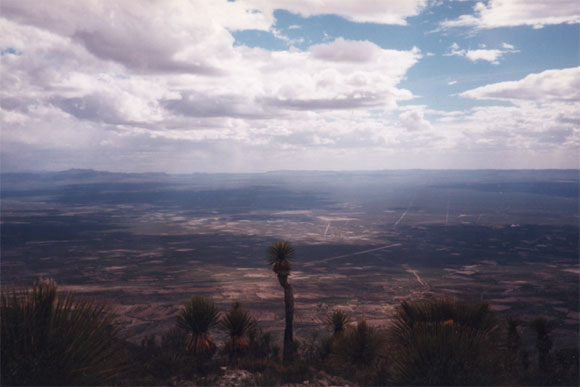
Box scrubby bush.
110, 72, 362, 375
177, 296, 220, 355
552, 347, 580, 386
335, 320, 384, 367
389, 298, 501, 386
325, 309, 351, 337
176, 296, 220, 374
0, 280, 127, 386
220, 301, 257, 366
247, 325, 279, 362
321, 319, 388, 385
532, 317, 553, 372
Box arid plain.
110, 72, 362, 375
1, 170, 578, 347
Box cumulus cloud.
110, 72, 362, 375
461, 67, 580, 102
1, 0, 248, 75
437, 67, 580, 164
310, 38, 380, 63
442, 0, 580, 29
1, 0, 577, 172
1, 0, 426, 172
444, 42, 518, 64
399, 110, 433, 131
252, 0, 428, 25
2, 0, 427, 75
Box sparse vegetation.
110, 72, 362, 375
176, 296, 220, 356
220, 301, 257, 366
532, 317, 553, 372
2, 275, 578, 386
0, 280, 127, 386
325, 309, 351, 337
173, 296, 222, 377
389, 298, 501, 386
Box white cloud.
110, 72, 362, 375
1, 1, 425, 172
1, 0, 577, 172
465, 49, 504, 64
250, 0, 428, 25
399, 109, 433, 131
444, 42, 518, 64
436, 67, 580, 164
445, 42, 465, 56
461, 67, 580, 102
502, 42, 515, 49
442, 0, 580, 29
310, 38, 380, 63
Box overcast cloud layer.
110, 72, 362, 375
1, 0, 578, 172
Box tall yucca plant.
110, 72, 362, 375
176, 296, 220, 355
389, 298, 501, 386
267, 241, 295, 364
220, 301, 257, 365
1, 280, 126, 386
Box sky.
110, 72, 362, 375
1, 0, 579, 173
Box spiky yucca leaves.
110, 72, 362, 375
1, 280, 126, 386
389, 298, 501, 386
176, 296, 220, 355
267, 241, 294, 275
267, 241, 295, 364
325, 310, 351, 337
220, 302, 257, 365
219, 302, 257, 364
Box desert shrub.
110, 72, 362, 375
280, 361, 315, 384
317, 334, 335, 361
389, 298, 501, 386
131, 327, 202, 384
297, 332, 323, 365
324, 319, 388, 385
334, 320, 384, 367
503, 316, 523, 377
177, 296, 220, 354
176, 296, 220, 374
325, 309, 351, 337
532, 317, 553, 372
161, 326, 189, 352
0, 280, 127, 386
220, 301, 257, 365
247, 326, 279, 361
552, 347, 580, 386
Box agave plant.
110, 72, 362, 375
267, 241, 295, 363
176, 296, 220, 355
325, 310, 351, 337
220, 301, 257, 364
389, 298, 501, 386
1, 279, 126, 386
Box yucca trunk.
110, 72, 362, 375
277, 273, 294, 363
